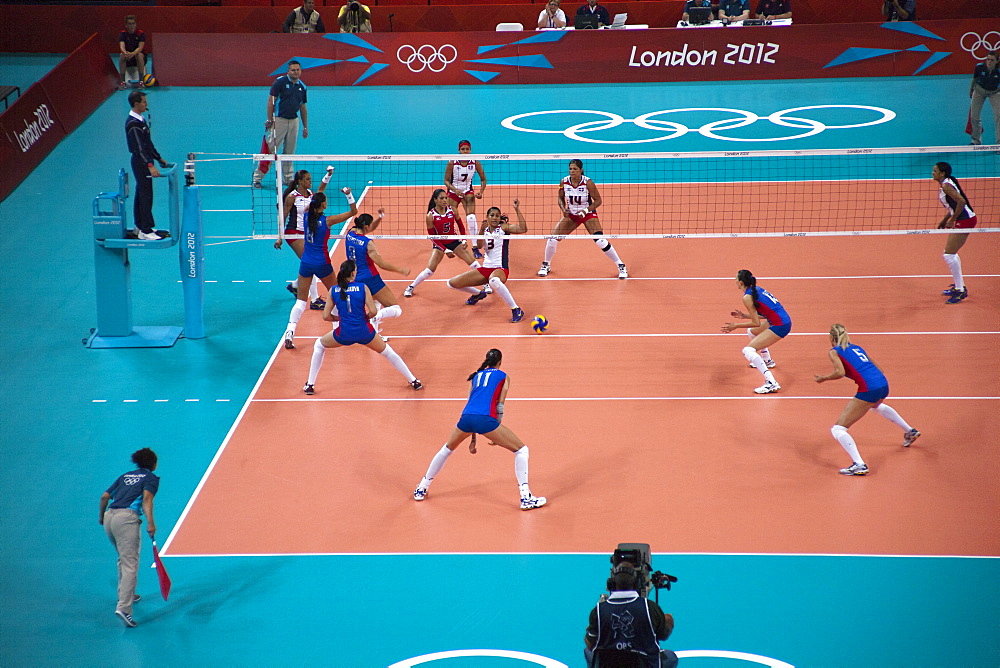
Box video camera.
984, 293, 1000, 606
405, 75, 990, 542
609, 543, 678, 604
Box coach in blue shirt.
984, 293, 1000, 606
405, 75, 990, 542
99, 448, 159, 628
719, 0, 750, 21
253, 60, 309, 188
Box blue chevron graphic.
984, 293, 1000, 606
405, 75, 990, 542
354, 63, 389, 84
914, 51, 951, 74
464, 55, 554, 69
905, 44, 930, 52
269, 57, 343, 76
323, 33, 384, 52
825, 47, 900, 68
345, 55, 370, 63
464, 70, 501, 83
879, 22, 945, 40
477, 44, 511, 55
513, 31, 569, 45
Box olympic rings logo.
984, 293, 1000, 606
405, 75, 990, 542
396, 44, 458, 73
960, 31, 1000, 60
501, 106, 896, 144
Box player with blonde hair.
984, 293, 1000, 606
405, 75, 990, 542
814, 324, 921, 476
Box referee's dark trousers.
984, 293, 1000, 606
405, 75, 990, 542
131, 154, 155, 234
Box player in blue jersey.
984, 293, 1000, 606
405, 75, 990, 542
932, 162, 978, 304
302, 259, 422, 395
815, 324, 921, 476
413, 348, 546, 510
277, 167, 335, 308
446, 199, 528, 322
344, 210, 410, 340
282, 189, 358, 349
721, 269, 789, 394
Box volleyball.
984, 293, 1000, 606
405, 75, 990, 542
531, 315, 549, 334
142, 74, 157, 87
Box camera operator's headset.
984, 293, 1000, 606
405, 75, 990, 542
606, 562, 647, 593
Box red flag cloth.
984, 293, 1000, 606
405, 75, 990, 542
258, 134, 272, 174
151, 540, 172, 601
965, 109, 973, 136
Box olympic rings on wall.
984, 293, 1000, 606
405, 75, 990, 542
960, 31, 1000, 61
501, 106, 896, 143
396, 44, 458, 73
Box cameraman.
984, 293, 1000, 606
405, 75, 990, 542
339, 1, 372, 33
881, 0, 914, 21
585, 562, 678, 668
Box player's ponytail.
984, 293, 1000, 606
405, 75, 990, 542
307, 191, 326, 235
352, 213, 374, 231
737, 269, 759, 307
830, 323, 851, 348
336, 259, 356, 302
467, 348, 503, 381
428, 188, 446, 212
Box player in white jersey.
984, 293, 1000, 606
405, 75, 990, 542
537, 159, 628, 279
932, 161, 978, 304
275, 167, 333, 308
447, 199, 527, 322
444, 140, 488, 257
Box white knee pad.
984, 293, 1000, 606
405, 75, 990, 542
488, 276, 503, 290
741, 346, 758, 362
831, 425, 848, 439
314, 337, 327, 353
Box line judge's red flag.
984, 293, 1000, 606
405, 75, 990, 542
258, 133, 272, 174
965, 109, 973, 136
151, 538, 172, 601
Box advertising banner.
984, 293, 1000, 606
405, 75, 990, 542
154, 20, 998, 87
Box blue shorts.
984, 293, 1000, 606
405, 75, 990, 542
357, 274, 387, 296
457, 413, 500, 435
299, 261, 333, 279
769, 322, 792, 339
332, 326, 376, 346
856, 385, 890, 404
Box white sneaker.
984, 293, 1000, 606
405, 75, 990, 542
537, 262, 551, 277
484, 285, 493, 294
748, 359, 777, 369
520, 495, 547, 510
403, 286, 414, 298
753, 381, 780, 394
283, 330, 295, 350
617, 264, 628, 279
137, 231, 161, 241
413, 487, 427, 501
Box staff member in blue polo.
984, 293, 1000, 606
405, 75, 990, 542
253, 60, 309, 188
99, 448, 159, 628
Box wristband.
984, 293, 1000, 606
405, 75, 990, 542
496, 402, 504, 421
321, 173, 331, 185
342, 187, 355, 204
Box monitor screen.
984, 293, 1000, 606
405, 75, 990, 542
687, 6, 714, 24
574, 14, 601, 29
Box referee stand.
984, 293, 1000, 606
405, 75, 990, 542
85, 166, 205, 348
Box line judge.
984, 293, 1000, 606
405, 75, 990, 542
253, 60, 309, 188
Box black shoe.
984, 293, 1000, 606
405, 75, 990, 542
286, 283, 298, 296
410, 380, 423, 391
466, 291, 488, 305
154, 229, 170, 239
303, 383, 315, 395
310, 297, 327, 310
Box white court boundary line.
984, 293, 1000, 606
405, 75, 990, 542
252, 396, 999, 402
160, 189, 367, 556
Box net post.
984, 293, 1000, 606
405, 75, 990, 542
180, 185, 205, 339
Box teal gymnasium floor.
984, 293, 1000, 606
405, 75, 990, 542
1, 54, 998, 666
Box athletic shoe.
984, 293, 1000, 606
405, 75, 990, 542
252, 180, 262, 189
403, 286, 414, 298
511, 307, 524, 323
283, 331, 295, 350
753, 381, 780, 394
136, 81, 145, 89
132, 594, 141, 603
839, 463, 869, 476
537, 262, 551, 277
903, 428, 921, 447
484, 285, 493, 294
520, 495, 547, 510
310, 297, 326, 311
413, 487, 427, 501
154, 229, 170, 239
137, 230, 162, 241
945, 288, 968, 304
942, 283, 957, 296
473, 247, 483, 259
286, 283, 298, 296
748, 359, 777, 369
118, 81, 127, 91
617, 264, 629, 279
115, 610, 137, 628
410, 380, 423, 391
303, 383, 315, 395
466, 291, 488, 305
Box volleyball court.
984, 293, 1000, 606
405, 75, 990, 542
163, 147, 1000, 560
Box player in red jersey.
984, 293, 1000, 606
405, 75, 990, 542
404, 189, 480, 298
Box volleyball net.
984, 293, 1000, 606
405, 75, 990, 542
187, 145, 998, 240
